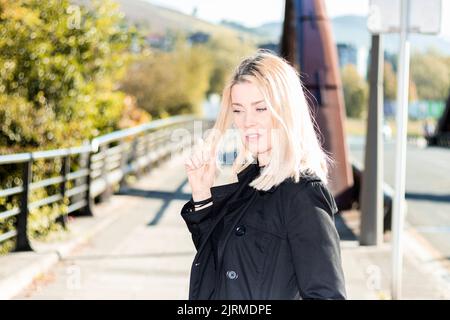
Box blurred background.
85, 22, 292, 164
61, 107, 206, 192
0, 0, 449, 300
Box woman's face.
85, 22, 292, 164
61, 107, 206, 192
231, 81, 273, 156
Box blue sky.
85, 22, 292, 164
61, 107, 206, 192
146, 0, 450, 40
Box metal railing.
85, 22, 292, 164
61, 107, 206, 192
0, 115, 212, 252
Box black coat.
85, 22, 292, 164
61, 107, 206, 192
180, 162, 347, 300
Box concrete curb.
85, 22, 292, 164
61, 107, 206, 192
0, 252, 59, 300
0, 199, 126, 300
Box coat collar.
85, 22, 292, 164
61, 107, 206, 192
209, 163, 259, 199
237, 162, 259, 182
232, 162, 278, 194
210, 161, 285, 201
237, 162, 278, 194
220, 163, 325, 196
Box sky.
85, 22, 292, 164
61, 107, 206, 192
146, 0, 450, 40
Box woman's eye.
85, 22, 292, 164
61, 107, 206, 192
232, 110, 242, 113
256, 108, 267, 112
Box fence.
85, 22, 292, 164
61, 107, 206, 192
0, 115, 212, 252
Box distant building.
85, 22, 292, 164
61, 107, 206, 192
356, 46, 368, 78
337, 43, 368, 78
337, 43, 357, 66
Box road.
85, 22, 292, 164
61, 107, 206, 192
348, 136, 450, 259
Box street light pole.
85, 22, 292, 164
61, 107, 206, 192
391, 0, 410, 300
360, 33, 384, 247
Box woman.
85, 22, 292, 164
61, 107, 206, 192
181, 49, 346, 300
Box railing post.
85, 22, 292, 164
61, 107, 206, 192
136, 136, 145, 178
163, 128, 171, 162
15, 157, 33, 252
147, 131, 156, 167
119, 140, 129, 190
130, 138, 139, 178
80, 150, 93, 216
99, 144, 113, 202
56, 155, 70, 227
153, 131, 162, 167
143, 133, 151, 174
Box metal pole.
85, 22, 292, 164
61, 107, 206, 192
360, 33, 384, 246
391, 0, 410, 300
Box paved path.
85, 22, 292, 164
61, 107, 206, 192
10, 150, 450, 299
15, 156, 195, 299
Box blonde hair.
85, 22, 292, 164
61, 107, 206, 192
204, 49, 333, 191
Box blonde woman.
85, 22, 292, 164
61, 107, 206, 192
181, 49, 346, 300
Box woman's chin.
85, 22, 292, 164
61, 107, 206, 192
246, 145, 268, 155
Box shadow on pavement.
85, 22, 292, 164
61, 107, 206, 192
116, 179, 191, 226
116, 177, 360, 243
335, 213, 358, 241
405, 192, 450, 203
62, 251, 194, 261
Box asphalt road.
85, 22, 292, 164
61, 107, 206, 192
348, 136, 450, 259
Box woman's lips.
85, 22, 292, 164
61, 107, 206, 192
245, 133, 260, 142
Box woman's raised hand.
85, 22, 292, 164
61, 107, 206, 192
184, 138, 217, 202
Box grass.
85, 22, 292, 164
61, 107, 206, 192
344, 117, 431, 138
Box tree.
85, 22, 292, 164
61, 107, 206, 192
205, 32, 257, 95
341, 64, 368, 118
410, 49, 450, 101
120, 30, 257, 118
384, 62, 397, 101
380, 61, 417, 103
0, 0, 140, 151
121, 36, 215, 118
0, 0, 144, 253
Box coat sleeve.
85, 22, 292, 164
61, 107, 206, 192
180, 197, 215, 251
286, 181, 347, 299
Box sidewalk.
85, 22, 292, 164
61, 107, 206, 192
337, 210, 450, 299
1, 154, 449, 299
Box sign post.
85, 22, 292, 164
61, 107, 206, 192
367, 0, 441, 299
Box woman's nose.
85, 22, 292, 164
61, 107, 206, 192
244, 111, 257, 127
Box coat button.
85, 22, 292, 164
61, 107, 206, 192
226, 270, 238, 280
235, 225, 246, 236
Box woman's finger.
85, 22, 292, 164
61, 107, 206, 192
191, 153, 202, 169
209, 140, 218, 159
192, 138, 203, 155
184, 157, 195, 171
206, 153, 217, 176
202, 144, 211, 162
